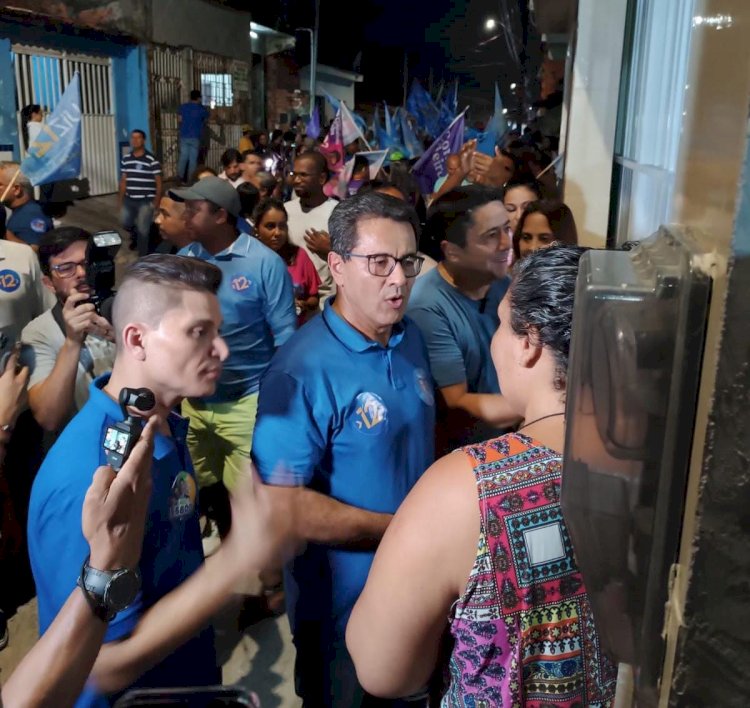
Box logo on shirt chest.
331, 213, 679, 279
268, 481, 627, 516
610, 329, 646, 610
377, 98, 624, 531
0, 269, 21, 293
168, 471, 197, 521
351, 392, 389, 435
30, 218, 48, 234
231, 274, 252, 292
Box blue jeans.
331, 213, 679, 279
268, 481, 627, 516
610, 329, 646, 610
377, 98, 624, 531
120, 197, 154, 257
178, 137, 200, 182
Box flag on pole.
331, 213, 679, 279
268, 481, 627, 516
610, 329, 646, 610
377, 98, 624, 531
340, 102, 370, 148
376, 103, 401, 153
411, 111, 466, 195
338, 149, 389, 198
306, 104, 321, 140
406, 79, 441, 138
320, 108, 345, 198
21, 73, 82, 186
399, 110, 424, 159
476, 83, 509, 156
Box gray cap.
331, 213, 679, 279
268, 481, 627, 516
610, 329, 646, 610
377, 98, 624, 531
169, 176, 241, 218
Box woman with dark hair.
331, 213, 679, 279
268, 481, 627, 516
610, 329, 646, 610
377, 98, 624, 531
502, 177, 543, 234
252, 198, 320, 325
21, 103, 44, 154
347, 245, 617, 707
512, 199, 578, 262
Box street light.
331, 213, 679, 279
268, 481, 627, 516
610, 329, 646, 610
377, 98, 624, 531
484, 17, 497, 31
510, 82, 517, 90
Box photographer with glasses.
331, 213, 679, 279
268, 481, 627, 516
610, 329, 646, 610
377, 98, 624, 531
21, 227, 115, 435
251, 191, 436, 707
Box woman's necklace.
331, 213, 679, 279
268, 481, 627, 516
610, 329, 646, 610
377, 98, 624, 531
517, 412, 565, 431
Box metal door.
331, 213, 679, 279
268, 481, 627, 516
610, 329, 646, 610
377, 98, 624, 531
11, 44, 119, 196
149, 45, 189, 180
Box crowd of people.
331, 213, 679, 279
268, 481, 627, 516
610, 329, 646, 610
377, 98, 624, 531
0, 89, 618, 708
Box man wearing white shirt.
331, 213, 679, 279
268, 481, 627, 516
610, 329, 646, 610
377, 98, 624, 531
285, 152, 337, 307
218, 148, 246, 189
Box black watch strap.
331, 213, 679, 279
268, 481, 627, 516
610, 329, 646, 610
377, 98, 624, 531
78, 557, 116, 622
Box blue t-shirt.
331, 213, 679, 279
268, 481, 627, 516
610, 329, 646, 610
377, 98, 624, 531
251, 302, 436, 640
8, 200, 52, 246
407, 266, 510, 394
28, 376, 218, 708
179, 102, 210, 140
180, 233, 296, 402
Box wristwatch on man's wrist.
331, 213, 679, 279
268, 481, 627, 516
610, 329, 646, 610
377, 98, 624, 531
77, 556, 141, 622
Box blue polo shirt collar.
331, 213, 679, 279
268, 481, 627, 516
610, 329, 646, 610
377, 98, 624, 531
322, 299, 405, 353
89, 375, 186, 460
182, 232, 249, 261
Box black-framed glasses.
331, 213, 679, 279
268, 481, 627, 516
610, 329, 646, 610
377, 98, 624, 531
51, 260, 87, 278
289, 170, 320, 178
345, 252, 425, 278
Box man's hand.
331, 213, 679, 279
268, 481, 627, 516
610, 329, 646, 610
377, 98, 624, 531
304, 229, 332, 259
458, 139, 477, 177
470, 146, 512, 188
0, 346, 29, 431
220, 465, 303, 579
64, 290, 115, 344
82, 416, 159, 571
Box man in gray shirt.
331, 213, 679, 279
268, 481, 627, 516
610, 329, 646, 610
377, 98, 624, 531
22, 227, 115, 434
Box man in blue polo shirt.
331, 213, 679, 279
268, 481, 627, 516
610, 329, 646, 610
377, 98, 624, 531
28, 254, 294, 708
407, 185, 520, 454
252, 192, 435, 706
0, 163, 53, 250
169, 177, 295, 536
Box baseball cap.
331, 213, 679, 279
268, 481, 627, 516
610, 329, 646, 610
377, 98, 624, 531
241, 123, 252, 133
169, 176, 241, 218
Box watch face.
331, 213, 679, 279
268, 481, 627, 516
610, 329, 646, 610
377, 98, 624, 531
105, 570, 141, 611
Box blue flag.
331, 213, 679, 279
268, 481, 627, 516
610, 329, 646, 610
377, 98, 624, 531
476, 83, 509, 156
411, 112, 465, 195
306, 104, 321, 140
377, 103, 404, 155
324, 91, 341, 114
406, 80, 442, 138
399, 110, 424, 159
21, 73, 82, 186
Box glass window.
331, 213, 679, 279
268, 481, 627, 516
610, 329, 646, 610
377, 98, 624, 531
611, 0, 696, 245
200, 73, 233, 109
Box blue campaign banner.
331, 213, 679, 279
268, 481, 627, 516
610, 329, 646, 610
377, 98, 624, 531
21, 73, 82, 186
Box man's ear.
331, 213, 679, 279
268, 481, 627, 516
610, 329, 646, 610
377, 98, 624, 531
121, 323, 148, 361
41, 274, 55, 293
441, 239, 462, 264
328, 251, 346, 286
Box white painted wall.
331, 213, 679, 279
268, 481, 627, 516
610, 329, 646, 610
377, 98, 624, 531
562, 0, 629, 247
299, 67, 356, 121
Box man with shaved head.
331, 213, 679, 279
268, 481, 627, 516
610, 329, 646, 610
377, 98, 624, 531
27, 255, 294, 706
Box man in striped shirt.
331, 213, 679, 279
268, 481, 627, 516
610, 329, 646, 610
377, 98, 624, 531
119, 129, 162, 256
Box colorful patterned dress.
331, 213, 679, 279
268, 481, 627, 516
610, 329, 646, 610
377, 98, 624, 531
441, 432, 617, 707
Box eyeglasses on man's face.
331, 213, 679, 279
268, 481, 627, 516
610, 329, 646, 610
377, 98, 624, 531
344, 252, 424, 278
50, 259, 87, 278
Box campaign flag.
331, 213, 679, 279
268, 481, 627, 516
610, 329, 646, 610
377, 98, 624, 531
338, 149, 389, 198
448, 80, 459, 116
399, 110, 424, 159
476, 83, 509, 156
323, 91, 341, 115
406, 79, 441, 138
21, 73, 82, 186
340, 101, 370, 148
411, 111, 465, 195
306, 104, 321, 140
320, 107, 345, 198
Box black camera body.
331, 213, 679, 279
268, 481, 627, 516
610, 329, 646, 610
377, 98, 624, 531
102, 387, 156, 471
85, 230, 121, 317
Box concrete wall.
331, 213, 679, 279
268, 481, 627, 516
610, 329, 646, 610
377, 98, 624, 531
299, 66, 357, 122
151, 0, 251, 61
561, 0, 628, 247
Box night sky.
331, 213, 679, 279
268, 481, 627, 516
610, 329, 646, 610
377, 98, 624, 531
251, 0, 532, 117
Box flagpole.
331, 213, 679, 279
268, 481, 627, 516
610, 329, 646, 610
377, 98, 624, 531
0, 168, 21, 203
